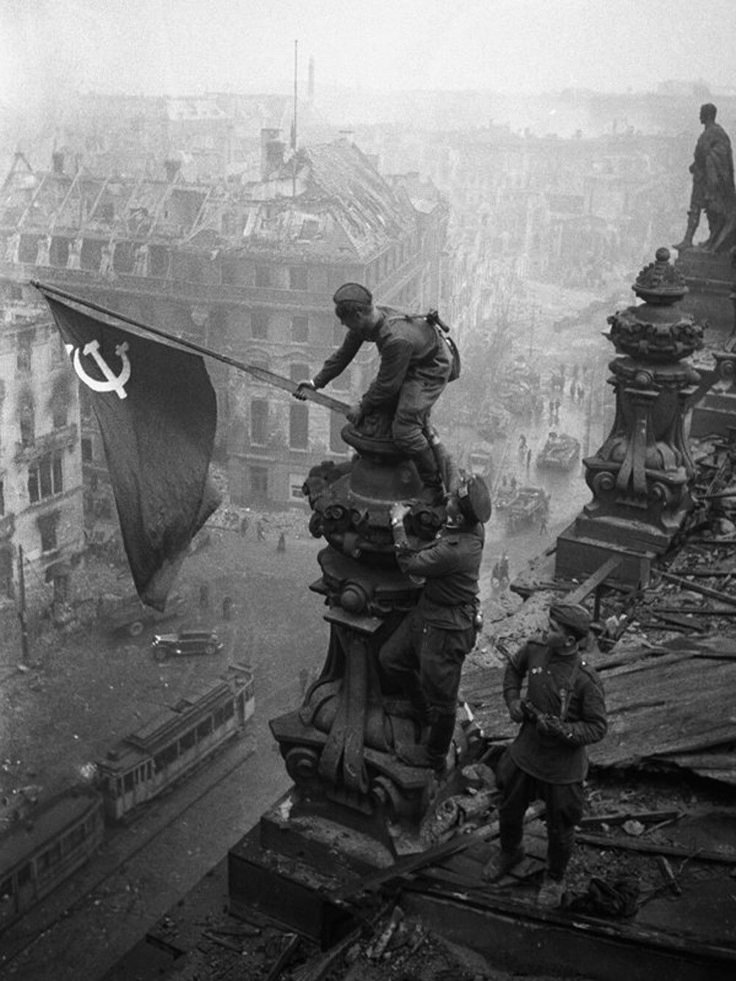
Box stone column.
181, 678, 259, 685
556, 248, 706, 585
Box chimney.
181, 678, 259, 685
51, 151, 64, 175
261, 128, 284, 179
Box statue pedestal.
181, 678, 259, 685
676, 249, 735, 346
228, 792, 386, 944
555, 518, 657, 589
690, 350, 736, 438
691, 388, 736, 438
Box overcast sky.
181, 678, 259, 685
1, 0, 735, 110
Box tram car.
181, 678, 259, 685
96, 663, 254, 822
0, 787, 104, 931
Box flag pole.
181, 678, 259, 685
292, 39, 298, 198
30, 279, 350, 416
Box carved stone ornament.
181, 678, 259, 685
583, 248, 705, 539
606, 248, 704, 362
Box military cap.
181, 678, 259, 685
549, 602, 591, 639
333, 282, 373, 306
457, 474, 492, 524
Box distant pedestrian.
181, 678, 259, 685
256, 519, 266, 542
240, 516, 249, 537
539, 513, 549, 536
510, 475, 517, 492
276, 531, 286, 553
222, 596, 233, 620
199, 583, 210, 612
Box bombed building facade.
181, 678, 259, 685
0, 132, 448, 611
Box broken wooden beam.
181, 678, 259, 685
655, 856, 683, 896
657, 570, 736, 608
566, 555, 625, 605
575, 831, 736, 864
578, 809, 682, 829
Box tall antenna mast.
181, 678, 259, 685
291, 39, 298, 197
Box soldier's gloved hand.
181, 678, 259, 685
293, 379, 315, 401
347, 402, 364, 425
508, 698, 524, 723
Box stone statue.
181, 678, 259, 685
675, 103, 736, 252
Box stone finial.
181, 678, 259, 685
632, 247, 688, 305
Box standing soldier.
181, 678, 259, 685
379, 475, 491, 773
483, 603, 607, 908
294, 283, 456, 498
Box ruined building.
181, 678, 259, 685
0, 134, 448, 611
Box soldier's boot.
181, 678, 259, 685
425, 711, 457, 775
384, 677, 430, 734
397, 712, 455, 775
673, 210, 700, 250
408, 679, 431, 733
482, 846, 526, 882
412, 446, 445, 503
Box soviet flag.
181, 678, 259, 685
40, 290, 220, 610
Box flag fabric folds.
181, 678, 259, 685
43, 293, 220, 610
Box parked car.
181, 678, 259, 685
152, 628, 223, 661
101, 591, 186, 638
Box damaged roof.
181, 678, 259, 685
228, 140, 418, 261
465, 434, 736, 788
0, 139, 434, 264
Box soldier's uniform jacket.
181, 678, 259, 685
395, 524, 484, 630
503, 638, 607, 784
312, 306, 451, 413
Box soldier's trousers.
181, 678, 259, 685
391, 372, 450, 455
496, 754, 584, 880
378, 608, 474, 716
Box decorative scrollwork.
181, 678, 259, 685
284, 746, 320, 781
634, 370, 654, 387
591, 471, 617, 494
650, 481, 673, 506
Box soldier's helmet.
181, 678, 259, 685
457, 474, 492, 525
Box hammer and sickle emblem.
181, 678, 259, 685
67, 339, 131, 400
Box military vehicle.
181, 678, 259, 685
505, 485, 550, 532
536, 431, 581, 471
